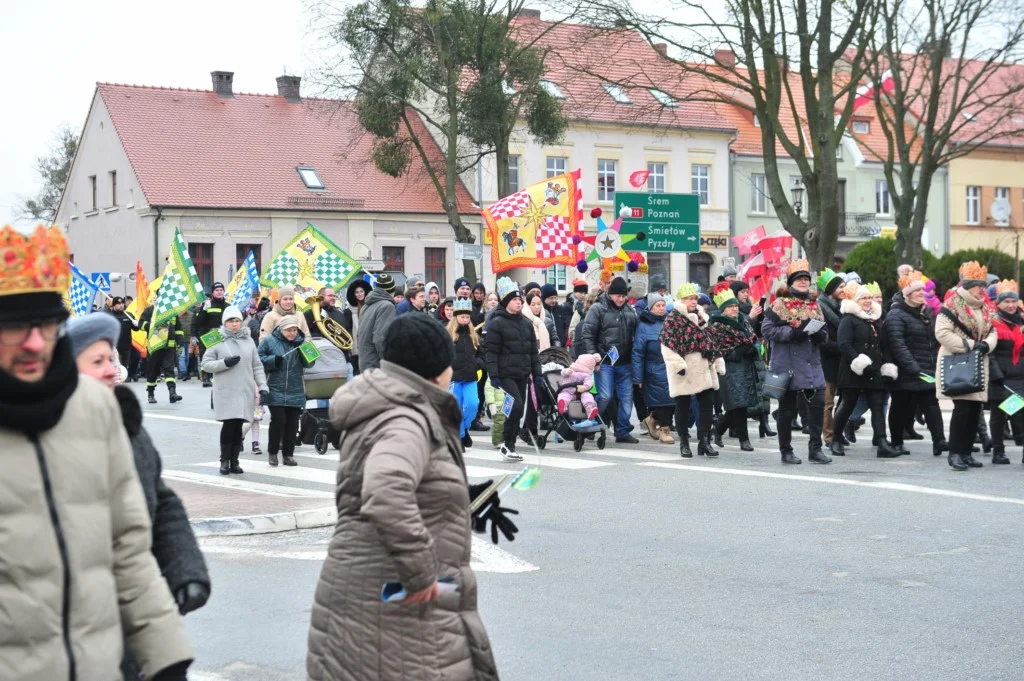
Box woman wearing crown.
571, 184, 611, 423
987, 279, 1024, 464
760, 260, 832, 465
935, 261, 998, 471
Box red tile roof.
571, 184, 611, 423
96, 83, 476, 213
510, 17, 737, 134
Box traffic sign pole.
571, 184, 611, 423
615, 192, 701, 253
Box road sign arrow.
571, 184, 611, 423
687, 236, 697, 241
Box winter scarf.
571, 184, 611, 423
710, 313, 755, 357
0, 335, 80, 434
660, 307, 715, 359
944, 287, 992, 341
995, 310, 1024, 365
768, 290, 824, 328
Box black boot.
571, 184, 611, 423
992, 448, 1011, 465
829, 440, 846, 457
229, 452, 244, 474
698, 434, 719, 458
808, 446, 832, 464
147, 388, 157, 404
202, 372, 212, 388
461, 433, 473, 449
962, 453, 983, 468
876, 440, 901, 458
933, 440, 949, 456
219, 443, 231, 475
948, 452, 968, 471
268, 451, 279, 466
167, 382, 183, 403
679, 430, 693, 458
713, 418, 727, 447
759, 414, 776, 438
781, 449, 802, 464
739, 440, 754, 451
903, 426, 924, 440
843, 421, 857, 444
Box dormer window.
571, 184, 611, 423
852, 120, 869, 134
649, 88, 677, 107
603, 83, 632, 104
540, 80, 565, 99
297, 166, 325, 190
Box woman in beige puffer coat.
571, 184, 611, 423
308, 313, 502, 681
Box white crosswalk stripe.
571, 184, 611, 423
190, 460, 512, 484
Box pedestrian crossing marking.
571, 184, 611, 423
163, 469, 332, 498
463, 448, 614, 470
190, 460, 510, 483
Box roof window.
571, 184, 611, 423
297, 166, 325, 190
603, 83, 632, 104
852, 120, 870, 134
540, 80, 565, 99
649, 88, 677, 107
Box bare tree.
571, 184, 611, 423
863, 0, 1024, 267
575, 0, 878, 271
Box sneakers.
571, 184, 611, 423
615, 435, 640, 444
557, 398, 568, 415
588, 407, 599, 420
499, 445, 523, 463
251, 442, 262, 455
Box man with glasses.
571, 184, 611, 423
0, 224, 194, 680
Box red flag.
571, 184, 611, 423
748, 275, 770, 303
766, 257, 791, 281
736, 252, 766, 281
629, 170, 651, 188
753, 231, 793, 264
853, 69, 894, 111
732, 225, 767, 256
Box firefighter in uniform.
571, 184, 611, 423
195, 282, 226, 387
139, 304, 184, 404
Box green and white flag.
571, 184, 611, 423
260, 222, 361, 311
151, 227, 206, 330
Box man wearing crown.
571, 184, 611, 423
0, 225, 194, 680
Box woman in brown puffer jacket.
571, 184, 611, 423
308, 313, 515, 681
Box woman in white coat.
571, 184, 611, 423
202, 305, 269, 475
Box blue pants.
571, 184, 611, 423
852, 392, 888, 423
451, 381, 480, 438
596, 363, 634, 437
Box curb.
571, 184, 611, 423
191, 506, 337, 537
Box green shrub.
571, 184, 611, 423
842, 238, 901, 299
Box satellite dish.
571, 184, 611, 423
992, 198, 1011, 223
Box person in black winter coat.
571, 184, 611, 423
484, 277, 542, 462
449, 298, 485, 448
579, 277, 639, 442
194, 282, 227, 386
830, 284, 900, 458
883, 273, 947, 455
816, 270, 847, 446
988, 282, 1024, 463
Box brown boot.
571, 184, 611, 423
658, 426, 674, 444
644, 415, 658, 439
283, 455, 298, 466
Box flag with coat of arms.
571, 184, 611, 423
483, 169, 583, 273
65, 262, 100, 317
151, 227, 206, 331
227, 250, 260, 308
260, 223, 361, 311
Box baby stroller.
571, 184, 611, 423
299, 337, 350, 454
534, 347, 607, 452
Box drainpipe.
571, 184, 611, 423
943, 167, 950, 255
152, 206, 163, 275
728, 149, 736, 257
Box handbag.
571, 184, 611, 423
761, 369, 792, 400
940, 350, 984, 397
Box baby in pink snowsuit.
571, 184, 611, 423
557, 353, 600, 420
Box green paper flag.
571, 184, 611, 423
201, 329, 224, 348
919, 373, 936, 384
299, 341, 321, 363
511, 466, 541, 491
999, 393, 1024, 416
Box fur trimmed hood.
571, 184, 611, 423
840, 298, 881, 321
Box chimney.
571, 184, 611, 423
516, 8, 541, 20
714, 49, 736, 68
211, 71, 234, 98
654, 43, 668, 56
276, 75, 302, 103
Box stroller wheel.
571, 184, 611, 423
573, 436, 584, 452
314, 431, 329, 455
536, 434, 546, 450
597, 433, 607, 450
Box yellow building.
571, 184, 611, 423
949, 145, 1024, 255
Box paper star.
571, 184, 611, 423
600, 235, 615, 251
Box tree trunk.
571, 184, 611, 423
893, 168, 933, 269
495, 143, 511, 200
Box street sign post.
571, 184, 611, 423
456, 243, 483, 260
615, 192, 701, 253
91, 272, 112, 291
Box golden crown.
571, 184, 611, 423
959, 260, 988, 282
787, 259, 810, 275
0, 224, 70, 297
996, 279, 1019, 296
898, 269, 923, 291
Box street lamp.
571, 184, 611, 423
791, 177, 804, 217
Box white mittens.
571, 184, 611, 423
714, 357, 726, 375
880, 363, 898, 380
851, 354, 872, 376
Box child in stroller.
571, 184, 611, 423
534, 347, 607, 451
557, 353, 600, 421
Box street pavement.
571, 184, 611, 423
131, 380, 1024, 681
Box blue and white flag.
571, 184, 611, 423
228, 251, 260, 308
67, 262, 100, 317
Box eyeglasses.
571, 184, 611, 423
0, 318, 67, 346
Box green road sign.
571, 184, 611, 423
616, 192, 701, 253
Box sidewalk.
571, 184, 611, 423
166, 478, 335, 537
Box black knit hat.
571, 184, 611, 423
453, 277, 470, 292
383, 313, 455, 379
523, 281, 541, 296
374, 273, 396, 294
472, 282, 486, 294
608, 277, 629, 296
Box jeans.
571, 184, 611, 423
451, 380, 480, 438
834, 389, 887, 444
179, 347, 188, 375
596, 363, 634, 437
851, 391, 888, 423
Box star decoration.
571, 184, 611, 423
600, 235, 616, 251
298, 259, 316, 280
520, 196, 549, 232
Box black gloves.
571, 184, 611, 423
274, 355, 284, 368
790, 327, 807, 341
174, 581, 210, 615
469, 481, 519, 544
224, 356, 241, 368
259, 390, 270, 406
975, 341, 990, 354
469, 481, 491, 502
490, 377, 502, 390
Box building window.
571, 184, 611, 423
188, 243, 214, 293
836, 144, 844, 160
753, 114, 760, 127
852, 120, 870, 134
647, 253, 670, 289
424, 247, 446, 292
508, 155, 521, 193
647, 162, 666, 193
688, 252, 714, 291
382, 246, 405, 273
597, 159, 617, 202
235, 243, 262, 274
540, 80, 564, 99
875, 180, 891, 216
297, 166, 325, 190
546, 264, 567, 290
602, 83, 632, 104
966, 186, 980, 225
546, 156, 567, 178
649, 89, 677, 107
995, 187, 1010, 226
691, 164, 710, 205
750, 173, 767, 213
108, 170, 117, 207
88, 175, 97, 211
126, 188, 134, 208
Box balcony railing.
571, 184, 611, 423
839, 212, 882, 237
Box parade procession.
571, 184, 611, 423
8, 1, 1024, 679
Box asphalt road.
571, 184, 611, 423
132, 380, 1024, 681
